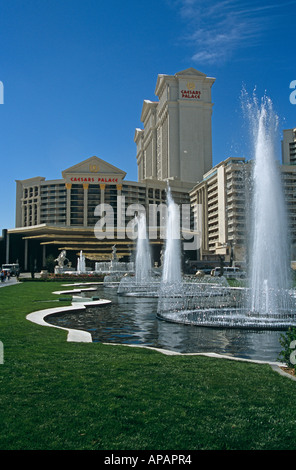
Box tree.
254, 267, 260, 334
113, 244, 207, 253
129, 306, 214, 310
45, 255, 55, 273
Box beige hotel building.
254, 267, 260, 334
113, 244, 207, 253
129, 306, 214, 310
190, 128, 296, 264
1, 68, 296, 272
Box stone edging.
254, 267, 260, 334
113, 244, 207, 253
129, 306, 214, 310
26, 284, 111, 342
102, 343, 296, 381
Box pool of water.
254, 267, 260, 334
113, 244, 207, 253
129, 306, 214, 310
46, 285, 285, 362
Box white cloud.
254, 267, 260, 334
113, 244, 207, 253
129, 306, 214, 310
172, 0, 294, 65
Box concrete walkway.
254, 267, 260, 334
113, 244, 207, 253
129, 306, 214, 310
0, 277, 19, 288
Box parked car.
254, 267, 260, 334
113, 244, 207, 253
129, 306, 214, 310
210, 266, 246, 279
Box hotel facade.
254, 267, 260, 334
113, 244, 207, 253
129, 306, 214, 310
190, 153, 296, 264
3, 68, 215, 271
1, 68, 296, 272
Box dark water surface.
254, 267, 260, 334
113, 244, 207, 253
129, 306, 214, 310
46, 285, 284, 362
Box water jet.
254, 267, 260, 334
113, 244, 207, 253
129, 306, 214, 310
157, 93, 296, 330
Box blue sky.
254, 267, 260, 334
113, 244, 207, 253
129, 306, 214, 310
0, 0, 295, 232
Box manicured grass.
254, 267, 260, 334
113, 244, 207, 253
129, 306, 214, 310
0, 281, 296, 450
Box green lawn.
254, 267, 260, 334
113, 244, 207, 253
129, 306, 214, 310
0, 281, 296, 450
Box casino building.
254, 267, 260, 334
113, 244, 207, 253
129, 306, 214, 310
7, 155, 193, 271
2, 68, 215, 271
189, 137, 296, 264
2, 67, 296, 273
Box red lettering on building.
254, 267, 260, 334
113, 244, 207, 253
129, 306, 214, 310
70, 176, 119, 184
181, 90, 201, 99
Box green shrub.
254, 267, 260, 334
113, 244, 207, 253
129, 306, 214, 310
44, 254, 55, 273
278, 327, 296, 369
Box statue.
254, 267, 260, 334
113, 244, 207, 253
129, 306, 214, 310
55, 250, 68, 268
54, 250, 74, 274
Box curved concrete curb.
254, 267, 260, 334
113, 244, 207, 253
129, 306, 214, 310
52, 287, 97, 295
26, 299, 111, 342
269, 364, 296, 381
27, 305, 92, 342
26, 283, 111, 342
102, 342, 296, 380
102, 342, 281, 363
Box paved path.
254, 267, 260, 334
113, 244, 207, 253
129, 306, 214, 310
0, 277, 19, 288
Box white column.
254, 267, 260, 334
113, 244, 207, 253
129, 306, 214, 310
116, 185, 125, 240
5, 232, 9, 263
42, 245, 46, 267
24, 239, 28, 271
37, 201, 41, 225
83, 183, 89, 227
100, 184, 105, 204
65, 183, 72, 226
168, 103, 179, 179
217, 166, 226, 246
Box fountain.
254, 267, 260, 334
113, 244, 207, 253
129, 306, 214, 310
103, 245, 135, 287
135, 213, 152, 283
246, 93, 292, 316
118, 186, 232, 299
117, 213, 160, 296
77, 250, 86, 273
157, 93, 296, 330
97, 245, 134, 275
162, 187, 182, 286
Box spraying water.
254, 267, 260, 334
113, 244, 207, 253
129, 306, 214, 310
77, 250, 86, 273
135, 213, 152, 283
157, 93, 296, 330
162, 187, 182, 284
244, 92, 291, 314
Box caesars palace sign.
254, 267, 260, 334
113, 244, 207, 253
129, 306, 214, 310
69, 176, 120, 184
180, 81, 201, 100
65, 163, 123, 185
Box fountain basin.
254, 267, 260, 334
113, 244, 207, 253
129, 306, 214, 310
117, 275, 160, 297
157, 308, 296, 330
157, 282, 296, 330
